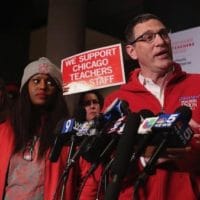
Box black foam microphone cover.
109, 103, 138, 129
49, 119, 66, 162
105, 112, 141, 200
111, 112, 141, 178
138, 109, 154, 119
175, 105, 192, 123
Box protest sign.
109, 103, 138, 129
61, 43, 125, 95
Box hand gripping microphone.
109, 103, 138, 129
104, 112, 141, 200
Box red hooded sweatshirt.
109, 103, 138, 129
103, 63, 200, 200
0, 120, 102, 200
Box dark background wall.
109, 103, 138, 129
1, 0, 200, 85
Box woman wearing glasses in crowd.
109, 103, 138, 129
72, 90, 105, 198
0, 57, 101, 200
74, 90, 104, 122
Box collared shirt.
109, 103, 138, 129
138, 70, 173, 107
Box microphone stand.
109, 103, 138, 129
60, 134, 76, 200
96, 158, 115, 200
133, 132, 169, 199
76, 131, 116, 199
53, 134, 79, 200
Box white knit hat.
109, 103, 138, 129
20, 57, 62, 90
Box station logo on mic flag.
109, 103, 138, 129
153, 113, 180, 128
152, 112, 194, 147
61, 119, 75, 133
138, 117, 159, 134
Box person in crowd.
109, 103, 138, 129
73, 90, 104, 122
73, 90, 107, 199
5, 82, 20, 108
0, 57, 101, 200
103, 13, 200, 199
0, 78, 9, 123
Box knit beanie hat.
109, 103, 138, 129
20, 57, 62, 91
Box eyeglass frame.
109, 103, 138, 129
129, 28, 171, 45
83, 99, 100, 107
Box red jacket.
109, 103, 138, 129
103, 63, 200, 200
0, 120, 102, 200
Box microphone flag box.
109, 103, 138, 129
138, 117, 159, 134
153, 113, 180, 129
152, 113, 194, 147
61, 119, 75, 134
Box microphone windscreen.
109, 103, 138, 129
111, 112, 141, 179
50, 119, 66, 162
80, 134, 112, 163
54, 118, 66, 135
138, 109, 154, 120
120, 100, 130, 115
49, 136, 63, 162
175, 106, 192, 122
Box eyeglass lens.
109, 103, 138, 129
130, 28, 170, 44
84, 99, 99, 106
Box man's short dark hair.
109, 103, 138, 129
124, 13, 163, 44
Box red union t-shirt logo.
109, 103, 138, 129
38, 63, 50, 73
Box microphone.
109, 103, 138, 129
50, 99, 129, 162
78, 98, 130, 163
133, 106, 194, 194
81, 114, 127, 162
76, 115, 127, 200
105, 112, 141, 200
75, 98, 129, 159
97, 98, 130, 129
103, 98, 130, 119
130, 109, 156, 164
51, 100, 130, 199
151, 105, 193, 148
49, 119, 73, 162
49, 118, 96, 162
97, 110, 156, 181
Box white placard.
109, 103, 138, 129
171, 27, 200, 73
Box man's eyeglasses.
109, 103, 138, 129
83, 99, 99, 107
129, 28, 170, 45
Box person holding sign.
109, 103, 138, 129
103, 13, 200, 200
